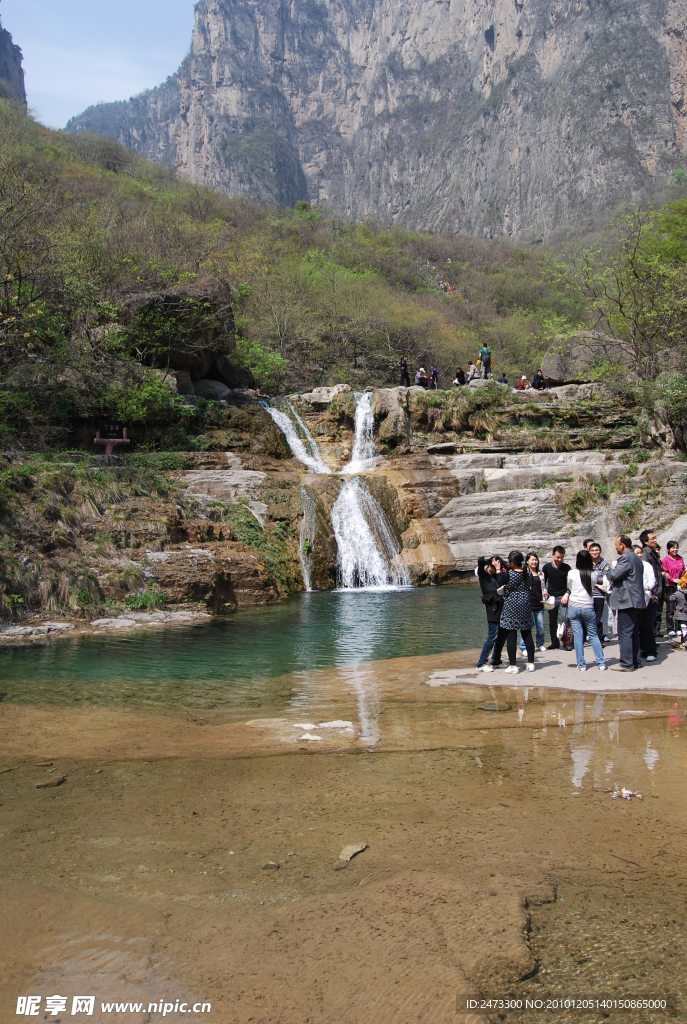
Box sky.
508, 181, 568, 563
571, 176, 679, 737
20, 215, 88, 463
1, 0, 196, 128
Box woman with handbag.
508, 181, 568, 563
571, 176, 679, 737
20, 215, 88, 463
560, 550, 607, 672
488, 550, 536, 674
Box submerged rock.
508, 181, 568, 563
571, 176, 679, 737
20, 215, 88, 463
338, 842, 368, 862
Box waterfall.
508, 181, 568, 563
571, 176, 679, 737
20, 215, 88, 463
262, 402, 331, 475
343, 391, 376, 474
286, 401, 326, 463
299, 485, 317, 592
263, 392, 409, 591
331, 391, 409, 590
331, 477, 409, 589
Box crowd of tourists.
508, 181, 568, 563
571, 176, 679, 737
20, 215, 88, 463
475, 533, 686, 674
399, 350, 549, 392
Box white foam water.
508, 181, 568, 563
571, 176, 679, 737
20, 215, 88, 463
331, 477, 409, 589
343, 391, 377, 474
262, 403, 331, 475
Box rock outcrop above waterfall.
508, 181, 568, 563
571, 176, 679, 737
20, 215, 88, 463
0, 11, 26, 106
68, 0, 687, 239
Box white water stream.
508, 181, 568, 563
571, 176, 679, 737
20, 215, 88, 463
262, 402, 331, 475
343, 390, 377, 474
264, 392, 409, 591
331, 475, 409, 589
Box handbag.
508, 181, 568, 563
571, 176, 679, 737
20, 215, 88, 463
557, 605, 574, 650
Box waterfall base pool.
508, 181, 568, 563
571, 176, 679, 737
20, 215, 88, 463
0, 586, 483, 714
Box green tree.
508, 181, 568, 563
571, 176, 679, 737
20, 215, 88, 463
580, 209, 687, 375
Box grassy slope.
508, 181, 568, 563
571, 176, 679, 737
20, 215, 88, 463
0, 100, 585, 443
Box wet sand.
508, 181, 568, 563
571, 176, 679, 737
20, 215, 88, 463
1, 643, 686, 1023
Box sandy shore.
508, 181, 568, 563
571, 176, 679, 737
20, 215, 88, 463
1, 642, 686, 1023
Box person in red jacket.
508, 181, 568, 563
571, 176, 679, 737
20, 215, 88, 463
662, 540, 686, 636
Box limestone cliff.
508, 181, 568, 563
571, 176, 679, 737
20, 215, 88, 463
0, 8, 26, 106
68, 0, 687, 238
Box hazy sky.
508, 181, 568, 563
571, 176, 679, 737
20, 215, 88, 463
1, 0, 196, 128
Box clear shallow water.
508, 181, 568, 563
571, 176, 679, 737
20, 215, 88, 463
0, 586, 483, 713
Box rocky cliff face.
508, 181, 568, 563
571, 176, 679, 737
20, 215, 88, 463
0, 10, 26, 106
68, 0, 687, 238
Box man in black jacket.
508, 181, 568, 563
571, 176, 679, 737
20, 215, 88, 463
640, 528, 664, 636
476, 555, 508, 670
543, 545, 571, 649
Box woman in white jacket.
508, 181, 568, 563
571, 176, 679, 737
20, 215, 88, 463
561, 550, 607, 672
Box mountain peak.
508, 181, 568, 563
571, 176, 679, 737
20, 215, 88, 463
67, 0, 687, 240
0, 8, 27, 107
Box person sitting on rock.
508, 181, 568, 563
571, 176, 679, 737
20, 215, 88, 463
497, 372, 509, 385
531, 369, 547, 390
465, 361, 478, 383
452, 367, 466, 386
415, 367, 429, 388
517, 375, 529, 390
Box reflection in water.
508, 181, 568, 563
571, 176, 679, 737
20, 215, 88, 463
508, 689, 682, 796
570, 745, 593, 788
644, 738, 660, 770
333, 591, 382, 745
347, 665, 380, 746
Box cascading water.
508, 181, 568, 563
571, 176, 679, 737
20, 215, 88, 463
286, 401, 326, 463
332, 391, 409, 590
331, 477, 409, 589
262, 402, 331, 475
262, 392, 408, 591
343, 390, 376, 474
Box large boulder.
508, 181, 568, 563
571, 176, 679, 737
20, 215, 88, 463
120, 288, 235, 377
145, 543, 280, 613
300, 384, 352, 409
546, 382, 604, 402
373, 388, 410, 449
193, 379, 232, 401
210, 354, 255, 389
541, 331, 616, 385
